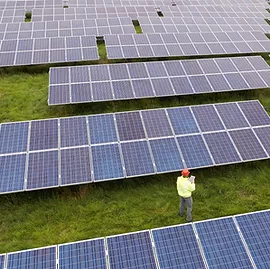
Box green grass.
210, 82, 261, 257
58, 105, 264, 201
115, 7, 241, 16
0, 55, 270, 253
0, 160, 269, 253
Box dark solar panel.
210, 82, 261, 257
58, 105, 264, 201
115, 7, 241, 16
115, 112, 146, 141
141, 110, 173, 138
229, 129, 268, 161
192, 105, 225, 132
29, 119, 58, 151
215, 103, 249, 129
60, 147, 92, 186
238, 100, 270, 126
203, 132, 241, 164
27, 150, 59, 190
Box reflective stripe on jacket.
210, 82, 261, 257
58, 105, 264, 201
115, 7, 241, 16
177, 176, 195, 198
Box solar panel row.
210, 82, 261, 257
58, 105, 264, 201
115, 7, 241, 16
105, 31, 270, 59
49, 56, 270, 105
0, 17, 135, 40
2, 210, 270, 269
0, 100, 269, 194
0, 9, 25, 23
0, 0, 64, 9
30, 5, 270, 21
67, 0, 267, 7
139, 16, 270, 34
0, 35, 98, 66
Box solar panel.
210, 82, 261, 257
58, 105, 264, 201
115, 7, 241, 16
195, 217, 254, 269
141, 110, 173, 138
107, 231, 157, 269
150, 138, 184, 173
59, 238, 107, 269
60, 117, 88, 148
88, 114, 118, 144
238, 100, 270, 127
27, 150, 59, 190
92, 144, 124, 181
7, 246, 57, 269
121, 141, 155, 177
1, 100, 269, 194
49, 57, 270, 105
215, 103, 249, 129
0, 254, 5, 269
152, 224, 206, 269
229, 129, 268, 161
203, 132, 241, 164
115, 112, 146, 141
253, 127, 270, 156
177, 135, 213, 168
191, 105, 225, 132
0, 122, 29, 154
29, 119, 59, 151
60, 147, 92, 186
0, 154, 26, 193
235, 210, 270, 269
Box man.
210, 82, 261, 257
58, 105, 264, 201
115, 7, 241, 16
176, 168, 195, 222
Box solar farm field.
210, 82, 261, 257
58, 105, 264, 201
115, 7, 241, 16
0, 0, 270, 266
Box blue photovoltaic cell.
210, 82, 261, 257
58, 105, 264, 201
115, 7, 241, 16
29, 119, 58, 151
152, 224, 206, 269
254, 127, 270, 156
27, 150, 59, 190
71, 83, 92, 103
192, 105, 225, 132
0, 122, 29, 154
88, 114, 118, 144
50, 67, 69, 85
195, 218, 254, 269
92, 144, 124, 181
150, 138, 184, 173
238, 101, 270, 126
59, 239, 107, 269
0, 254, 5, 269
7, 247, 56, 269
107, 231, 157, 269
167, 107, 199, 135
177, 135, 213, 168
60, 147, 91, 186
115, 112, 146, 141
49, 85, 70, 105
215, 103, 249, 129
229, 129, 268, 160
141, 110, 172, 138
0, 154, 26, 193
203, 132, 241, 164
60, 117, 88, 148
121, 141, 154, 177
236, 211, 270, 269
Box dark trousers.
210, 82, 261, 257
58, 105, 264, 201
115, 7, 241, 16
179, 196, 193, 221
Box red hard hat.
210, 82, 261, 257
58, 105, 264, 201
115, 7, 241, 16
182, 169, 190, 177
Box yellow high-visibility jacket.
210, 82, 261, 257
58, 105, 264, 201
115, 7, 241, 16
177, 176, 195, 198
